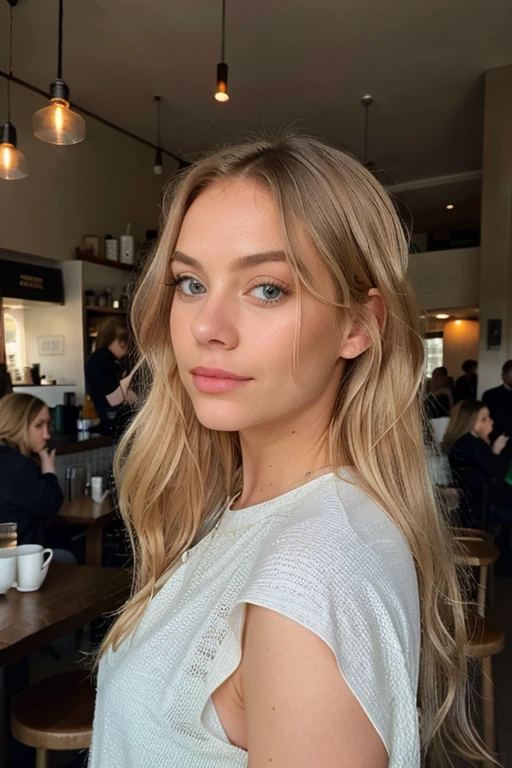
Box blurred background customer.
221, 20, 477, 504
85, 317, 137, 436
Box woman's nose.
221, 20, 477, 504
190, 294, 239, 349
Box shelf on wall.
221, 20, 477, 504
77, 254, 134, 273
85, 306, 127, 315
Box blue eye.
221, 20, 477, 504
250, 284, 284, 302
174, 277, 206, 296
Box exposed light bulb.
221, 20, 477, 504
0, 123, 28, 181
215, 62, 229, 102
33, 96, 85, 145
446, 204, 454, 210
436, 313, 449, 320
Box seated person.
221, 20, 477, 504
0, 393, 64, 547
442, 400, 510, 529
85, 317, 137, 436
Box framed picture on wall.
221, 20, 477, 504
38, 335, 65, 356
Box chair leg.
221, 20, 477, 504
36, 747, 49, 768
481, 655, 497, 765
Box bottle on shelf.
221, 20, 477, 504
120, 223, 134, 265
104, 234, 118, 262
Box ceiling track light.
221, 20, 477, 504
153, 95, 163, 175
33, 0, 85, 145
215, 0, 229, 102
0, 0, 28, 180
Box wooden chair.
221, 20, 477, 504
11, 670, 95, 768
454, 532, 504, 765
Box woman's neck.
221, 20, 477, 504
232, 409, 333, 510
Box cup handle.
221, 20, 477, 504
41, 548, 53, 570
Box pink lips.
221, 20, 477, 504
190, 367, 252, 394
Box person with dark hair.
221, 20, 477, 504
429, 366, 454, 410
85, 317, 137, 435
482, 359, 512, 445
454, 359, 478, 403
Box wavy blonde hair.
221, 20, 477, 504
101, 134, 493, 765
0, 392, 47, 456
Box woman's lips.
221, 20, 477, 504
190, 367, 252, 394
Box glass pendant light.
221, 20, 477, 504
153, 96, 163, 175
215, 0, 229, 102
0, 0, 28, 181
33, 0, 85, 145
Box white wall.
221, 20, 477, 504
23, 261, 84, 393
408, 247, 480, 311
0, 82, 175, 261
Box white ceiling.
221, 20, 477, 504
2, 0, 512, 185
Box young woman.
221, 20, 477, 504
443, 399, 510, 529
0, 393, 63, 546
90, 136, 490, 767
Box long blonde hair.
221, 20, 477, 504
442, 400, 484, 455
101, 134, 491, 764
0, 393, 47, 456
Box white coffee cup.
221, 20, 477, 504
16, 545, 53, 592
0, 550, 17, 594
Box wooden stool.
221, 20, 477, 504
464, 613, 505, 765
454, 531, 504, 765
11, 670, 95, 768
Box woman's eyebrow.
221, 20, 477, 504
170, 250, 287, 272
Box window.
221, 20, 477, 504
425, 335, 443, 377
4, 313, 22, 381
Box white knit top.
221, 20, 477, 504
89, 471, 421, 767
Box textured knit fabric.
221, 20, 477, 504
89, 470, 421, 767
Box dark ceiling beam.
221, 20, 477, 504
0, 69, 185, 164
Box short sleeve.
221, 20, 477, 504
236, 507, 421, 765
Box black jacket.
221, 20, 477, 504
0, 445, 64, 546
482, 385, 512, 444
449, 433, 510, 527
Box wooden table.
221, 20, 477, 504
0, 563, 131, 667
57, 494, 117, 567
0, 563, 131, 763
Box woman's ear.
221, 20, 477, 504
338, 288, 386, 360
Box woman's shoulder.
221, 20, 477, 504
263, 470, 416, 577
0, 444, 33, 471
243, 471, 419, 627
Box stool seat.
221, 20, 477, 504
464, 614, 505, 659
11, 670, 95, 751
455, 538, 500, 567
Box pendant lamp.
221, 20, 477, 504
0, 0, 28, 180
33, 0, 85, 145
215, 0, 229, 102
153, 96, 163, 175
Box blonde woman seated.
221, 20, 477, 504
0, 393, 75, 562
443, 399, 510, 530
89, 136, 490, 767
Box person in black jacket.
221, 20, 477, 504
0, 393, 63, 546
85, 317, 137, 436
482, 359, 512, 445
442, 399, 511, 536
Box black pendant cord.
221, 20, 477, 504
221, 0, 226, 61
7, 4, 13, 122
364, 105, 369, 166
156, 96, 161, 148
57, 0, 64, 80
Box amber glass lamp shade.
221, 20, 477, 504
33, 80, 85, 145
0, 122, 28, 181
